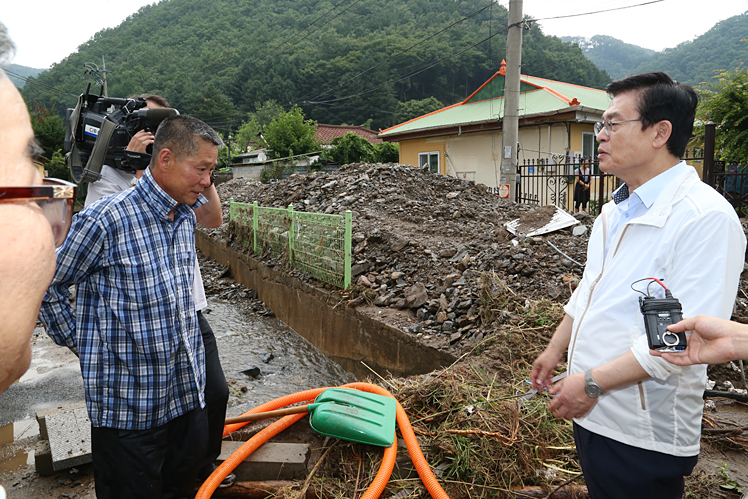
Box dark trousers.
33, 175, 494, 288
573, 423, 698, 499
90, 406, 208, 499
197, 309, 230, 479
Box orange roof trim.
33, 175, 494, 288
379, 101, 462, 134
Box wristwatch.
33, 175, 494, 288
584, 370, 604, 398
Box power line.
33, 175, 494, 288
4, 69, 78, 98
305, 0, 665, 111
527, 0, 664, 23
264, 0, 364, 60
302, 0, 497, 103
306, 25, 513, 106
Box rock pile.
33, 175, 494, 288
209, 162, 596, 351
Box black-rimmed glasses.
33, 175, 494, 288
0, 178, 77, 247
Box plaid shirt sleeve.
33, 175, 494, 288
40, 212, 107, 355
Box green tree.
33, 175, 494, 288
325, 132, 376, 165
29, 104, 65, 158
395, 97, 444, 123
373, 141, 399, 163
263, 106, 319, 159
235, 100, 284, 151
46, 149, 72, 182
216, 133, 243, 169
695, 67, 748, 161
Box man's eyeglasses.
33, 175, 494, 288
594, 119, 642, 136
0, 178, 77, 247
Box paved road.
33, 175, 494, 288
0, 327, 84, 426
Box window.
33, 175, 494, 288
582, 132, 599, 173
419, 152, 439, 173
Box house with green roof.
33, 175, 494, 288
378, 60, 611, 190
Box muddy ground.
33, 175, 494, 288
2, 162, 748, 497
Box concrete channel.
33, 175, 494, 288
195, 230, 456, 380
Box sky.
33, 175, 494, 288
2, 0, 747, 69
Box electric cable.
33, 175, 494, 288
306, 26, 514, 106
303, 1, 497, 103
527, 0, 665, 23
4, 69, 78, 98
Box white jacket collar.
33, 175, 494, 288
601, 163, 699, 228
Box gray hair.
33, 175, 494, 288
0, 22, 15, 66
150, 115, 223, 166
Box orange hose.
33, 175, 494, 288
198, 383, 449, 499
347, 383, 450, 499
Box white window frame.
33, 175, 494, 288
419, 151, 440, 174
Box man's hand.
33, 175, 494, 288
127, 130, 155, 153
531, 347, 564, 391
650, 315, 748, 366
547, 372, 597, 420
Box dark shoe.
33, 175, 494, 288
218, 472, 236, 488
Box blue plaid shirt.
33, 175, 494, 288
40, 168, 207, 430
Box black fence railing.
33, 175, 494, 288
714, 162, 748, 217
485, 137, 748, 218
508, 158, 619, 216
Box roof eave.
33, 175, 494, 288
380, 106, 607, 141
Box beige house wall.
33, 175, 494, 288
396, 123, 600, 211
399, 138, 447, 174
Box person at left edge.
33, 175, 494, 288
39, 115, 222, 499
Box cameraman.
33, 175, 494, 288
84, 96, 232, 488
84, 94, 169, 204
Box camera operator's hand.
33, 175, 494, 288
127, 130, 155, 153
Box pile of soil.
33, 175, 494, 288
208, 162, 748, 496
212, 163, 594, 353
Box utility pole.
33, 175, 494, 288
500, 0, 523, 201
101, 55, 109, 97
83, 57, 111, 97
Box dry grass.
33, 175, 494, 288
280, 272, 742, 498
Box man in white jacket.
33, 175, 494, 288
531, 72, 746, 498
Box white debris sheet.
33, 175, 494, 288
505, 205, 579, 237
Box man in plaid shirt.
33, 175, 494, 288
40, 115, 223, 499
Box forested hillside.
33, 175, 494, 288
21, 0, 610, 133
567, 13, 748, 86
561, 35, 655, 80
6, 63, 45, 88
631, 13, 748, 86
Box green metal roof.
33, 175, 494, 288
380, 71, 611, 138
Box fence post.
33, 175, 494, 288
344, 210, 352, 289
704, 120, 716, 186
252, 201, 259, 254
288, 204, 295, 266
597, 169, 606, 216
229, 198, 235, 221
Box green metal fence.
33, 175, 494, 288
229, 200, 352, 289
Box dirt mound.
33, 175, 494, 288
213, 163, 592, 352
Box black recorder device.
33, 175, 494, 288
639, 290, 688, 352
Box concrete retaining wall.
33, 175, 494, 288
196, 231, 456, 379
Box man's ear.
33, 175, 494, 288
155, 148, 173, 170
652, 121, 672, 150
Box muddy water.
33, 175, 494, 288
205, 297, 356, 417
0, 419, 37, 474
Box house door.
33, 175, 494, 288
419, 152, 440, 174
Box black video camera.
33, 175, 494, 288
65, 86, 178, 183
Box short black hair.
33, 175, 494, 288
150, 115, 223, 167
607, 72, 698, 158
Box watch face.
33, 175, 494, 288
585, 384, 603, 398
